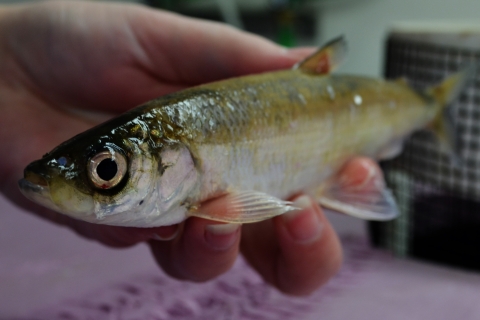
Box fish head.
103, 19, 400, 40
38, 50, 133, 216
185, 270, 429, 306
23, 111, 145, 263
18, 116, 197, 227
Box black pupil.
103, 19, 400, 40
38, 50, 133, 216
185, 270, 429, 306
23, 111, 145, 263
96, 159, 118, 181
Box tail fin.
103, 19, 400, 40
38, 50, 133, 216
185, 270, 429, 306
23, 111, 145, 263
427, 67, 475, 157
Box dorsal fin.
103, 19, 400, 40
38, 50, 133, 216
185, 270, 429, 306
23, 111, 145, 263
294, 36, 347, 74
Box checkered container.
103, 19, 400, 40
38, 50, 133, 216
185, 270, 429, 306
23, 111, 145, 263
369, 24, 480, 270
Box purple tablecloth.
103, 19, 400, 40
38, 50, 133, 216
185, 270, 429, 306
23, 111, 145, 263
2, 195, 480, 319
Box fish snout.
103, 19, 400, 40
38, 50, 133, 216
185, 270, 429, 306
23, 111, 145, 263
23, 161, 49, 187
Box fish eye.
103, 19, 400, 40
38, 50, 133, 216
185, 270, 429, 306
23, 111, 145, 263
87, 150, 127, 189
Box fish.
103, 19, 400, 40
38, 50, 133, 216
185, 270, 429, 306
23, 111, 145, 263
18, 37, 469, 227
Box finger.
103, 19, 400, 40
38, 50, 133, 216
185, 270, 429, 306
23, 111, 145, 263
338, 157, 384, 189
149, 213, 241, 282
134, 9, 316, 86
336, 157, 386, 203
3, 2, 316, 114
87, 223, 180, 248
273, 196, 342, 295
242, 195, 342, 296
287, 47, 317, 60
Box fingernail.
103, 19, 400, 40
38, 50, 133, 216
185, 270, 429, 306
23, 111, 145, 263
284, 47, 316, 59
151, 227, 179, 241
282, 195, 323, 244
204, 223, 241, 251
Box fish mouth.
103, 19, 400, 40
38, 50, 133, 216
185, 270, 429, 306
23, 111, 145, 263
18, 177, 49, 194
19, 158, 51, 195
19, 167, 50, 197
23, 170, 48, 186
18, 173, 59, 213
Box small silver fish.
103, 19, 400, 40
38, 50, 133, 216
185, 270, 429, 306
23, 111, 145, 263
18, 37, 468, 227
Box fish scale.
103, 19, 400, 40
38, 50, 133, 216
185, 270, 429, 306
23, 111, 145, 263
149, 72, 427, 203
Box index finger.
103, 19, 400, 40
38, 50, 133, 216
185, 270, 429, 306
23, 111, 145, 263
134, 8, 315, 85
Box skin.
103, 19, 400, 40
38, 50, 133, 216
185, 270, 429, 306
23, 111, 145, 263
0, 1, 385, 295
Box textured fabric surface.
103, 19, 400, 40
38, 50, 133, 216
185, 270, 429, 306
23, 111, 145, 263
3, 196, 480, 319
23, 237, 377, 320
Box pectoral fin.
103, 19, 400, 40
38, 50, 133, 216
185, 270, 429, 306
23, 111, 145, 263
189, 190, 297, 223
316, 177, 400, 221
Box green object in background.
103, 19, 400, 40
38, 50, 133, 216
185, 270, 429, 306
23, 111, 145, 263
275, 0, 315, 47
277, 9, 296, 47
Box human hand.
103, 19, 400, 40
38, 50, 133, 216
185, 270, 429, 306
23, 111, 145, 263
0, 0, 309, 242
151, 157, 380, 296
0, 1, 383, 295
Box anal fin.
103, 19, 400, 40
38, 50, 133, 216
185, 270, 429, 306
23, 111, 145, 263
316, 175, 400, 221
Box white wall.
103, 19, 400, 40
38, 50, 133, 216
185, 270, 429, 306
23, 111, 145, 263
318, 0, 480, 77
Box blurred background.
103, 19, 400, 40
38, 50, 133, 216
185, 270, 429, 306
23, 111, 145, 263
3, 0, 480, 319
29, 0, 480, 76
2, 0, 480, 75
